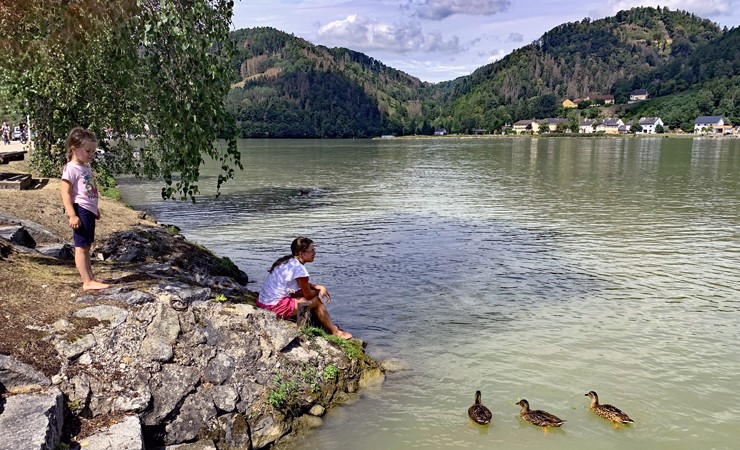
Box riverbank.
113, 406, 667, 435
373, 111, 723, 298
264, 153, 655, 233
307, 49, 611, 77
0, 159, 383, 449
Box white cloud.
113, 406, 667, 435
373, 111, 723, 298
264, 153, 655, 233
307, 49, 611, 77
487, 49, 507, 62
598, 0, 732, 17
407, 0, 512, 20
318, 15, 465, 53
508, 32, 524, 42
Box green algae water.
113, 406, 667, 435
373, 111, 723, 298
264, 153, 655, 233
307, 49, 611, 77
119, 137, 740, 450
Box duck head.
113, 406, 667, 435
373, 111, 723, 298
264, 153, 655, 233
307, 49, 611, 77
474, 390, 482, 405
515, 399, 530, 411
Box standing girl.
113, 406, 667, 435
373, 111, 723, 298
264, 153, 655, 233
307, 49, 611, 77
60, 127, 110, 290
257, 237, 352, 339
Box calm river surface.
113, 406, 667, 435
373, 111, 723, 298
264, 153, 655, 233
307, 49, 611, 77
119, 137, 739, 450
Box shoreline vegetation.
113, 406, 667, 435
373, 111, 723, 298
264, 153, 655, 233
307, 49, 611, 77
0, 157, 383, 449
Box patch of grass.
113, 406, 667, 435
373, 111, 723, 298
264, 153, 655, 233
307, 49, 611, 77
67, 398, 83, 413
301, 365, 321, 393
323, 364, 339, 382
267, 374, 297, 410
300, 326, 363, 359
163, 224, 181, 235
211, 256, 240, 278
213, 293, 227, 302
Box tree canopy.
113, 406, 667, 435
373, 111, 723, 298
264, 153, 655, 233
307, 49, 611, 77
0, 0, 240, 200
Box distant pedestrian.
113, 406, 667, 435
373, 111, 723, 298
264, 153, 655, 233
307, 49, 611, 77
1, 122, 9, 145
60, 127, 110, 290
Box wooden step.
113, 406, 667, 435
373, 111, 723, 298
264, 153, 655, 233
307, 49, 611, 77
0, 173, 33, 190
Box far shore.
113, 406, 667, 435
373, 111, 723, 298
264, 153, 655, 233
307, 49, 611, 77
373, 132, 738, 140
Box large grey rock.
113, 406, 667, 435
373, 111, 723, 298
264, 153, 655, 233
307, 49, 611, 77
142, 365, 199, 426
208, 385, 239, 413
74, 305, 129, 328
204, 352, 235, 385
55, 334, 97, 360
76, 286, 156, 306
78, 415, 143, 450
164, 388, 217, 444
0, 388, 64, 450
213, 413, 252, 450
0, 225, 36, 248
249, 413, 289, 450
35, 243, 74, 260
163, 441, 217, 450
139, 302, 181, 362
0, 354, 51, 391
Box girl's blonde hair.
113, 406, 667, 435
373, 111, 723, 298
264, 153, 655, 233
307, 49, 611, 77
65, 127, 97, 162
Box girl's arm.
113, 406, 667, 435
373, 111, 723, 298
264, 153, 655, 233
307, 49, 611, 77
297, 277, 315, 298
60, 180, 81, 228
309, 282, 330, 303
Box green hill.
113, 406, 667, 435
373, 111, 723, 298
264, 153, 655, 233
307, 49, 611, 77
226, 27, 435, 137
225, 8, 736, 137
433, 7, 725, 132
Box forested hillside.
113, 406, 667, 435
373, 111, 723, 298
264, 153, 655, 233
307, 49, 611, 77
433, 7, 725, 132
621, 27, 740, 130
226, 27, 435, 137
225, 8, 737, 137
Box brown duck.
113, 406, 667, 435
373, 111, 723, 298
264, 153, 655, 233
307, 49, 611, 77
515, 399, 566, 428
585, 391, 634, 424
468, 390, 492, 425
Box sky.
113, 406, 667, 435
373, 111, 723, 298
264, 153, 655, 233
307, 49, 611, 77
232, 0, 739, 83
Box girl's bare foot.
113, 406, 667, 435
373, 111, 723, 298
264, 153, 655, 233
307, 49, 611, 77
83, 280, 111, 290
333, 329, 353, 340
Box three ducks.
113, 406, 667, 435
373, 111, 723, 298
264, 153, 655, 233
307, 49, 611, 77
468, 390, 634, 428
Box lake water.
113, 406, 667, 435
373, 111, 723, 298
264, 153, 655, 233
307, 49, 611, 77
118, 137, 740, 450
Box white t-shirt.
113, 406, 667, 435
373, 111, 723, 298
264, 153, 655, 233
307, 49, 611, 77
258, 257, 309, 305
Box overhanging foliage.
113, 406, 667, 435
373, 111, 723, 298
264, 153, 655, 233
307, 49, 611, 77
0, 0, 241, 200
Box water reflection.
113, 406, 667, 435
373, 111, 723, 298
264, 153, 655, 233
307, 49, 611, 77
119, 138, 740, 450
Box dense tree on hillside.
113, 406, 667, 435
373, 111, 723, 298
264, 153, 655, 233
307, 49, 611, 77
0, 0, 239, 200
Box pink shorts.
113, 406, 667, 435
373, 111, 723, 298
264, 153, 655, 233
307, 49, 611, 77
256, 297, 296, 319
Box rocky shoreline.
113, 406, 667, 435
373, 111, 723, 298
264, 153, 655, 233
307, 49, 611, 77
1, 202, 384, 449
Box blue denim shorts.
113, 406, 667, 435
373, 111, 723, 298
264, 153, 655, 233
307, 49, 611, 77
72, 204, 96, 248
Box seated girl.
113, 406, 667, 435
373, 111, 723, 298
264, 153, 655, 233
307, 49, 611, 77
256, 237, 352, 339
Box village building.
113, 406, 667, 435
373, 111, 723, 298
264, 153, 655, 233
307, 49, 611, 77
579, 119, 595, 134
596, 117, 624, 134
513, 119, 535, 134
537, 118, 569, 133
693, 116, 730, 134
638, 117, 664, 134
629, 89, 649, 103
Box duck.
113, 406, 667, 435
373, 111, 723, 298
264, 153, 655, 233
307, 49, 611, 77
585, 391, 634, 424
468, 390, 492, 425
515, 399, 566, 428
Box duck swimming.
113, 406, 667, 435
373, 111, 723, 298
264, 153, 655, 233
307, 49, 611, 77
515, 399, 566, 428
468, 390, 492, 425
585, 391, 634, 424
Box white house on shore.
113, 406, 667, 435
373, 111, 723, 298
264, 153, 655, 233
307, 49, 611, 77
596, 118, 624, 134
579, 119, 595, 134
693, 116, 730, 134
638, 117, 664, 134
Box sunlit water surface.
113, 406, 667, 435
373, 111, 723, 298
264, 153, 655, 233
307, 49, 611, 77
119, 137, 739, 450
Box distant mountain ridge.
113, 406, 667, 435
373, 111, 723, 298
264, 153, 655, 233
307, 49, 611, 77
226, 7, 737, 137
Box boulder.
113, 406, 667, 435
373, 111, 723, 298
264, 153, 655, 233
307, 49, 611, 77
0, 354, 51, 391
0, 388, 64, 450
78, 415, 143, 450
